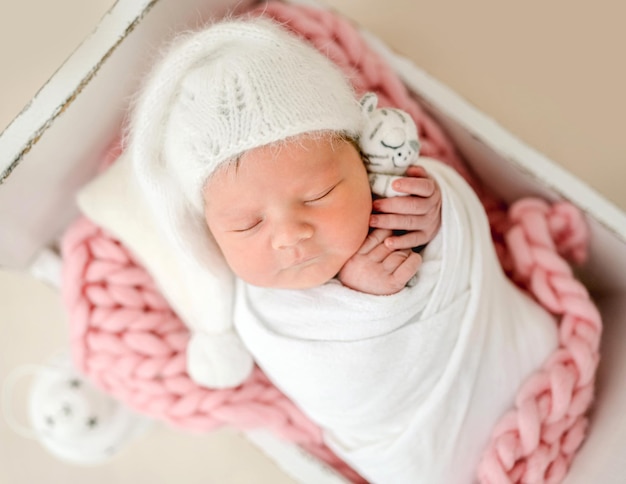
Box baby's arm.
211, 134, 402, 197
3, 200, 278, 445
338, 229, 422, 295
369, 165, 442, 250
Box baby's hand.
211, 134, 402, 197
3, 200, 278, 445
338, 229, 422, 295
369, 165, 442, 250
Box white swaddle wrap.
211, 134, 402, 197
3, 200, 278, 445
235, 158, 558, 483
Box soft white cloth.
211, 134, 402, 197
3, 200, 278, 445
234, 158, 558, 483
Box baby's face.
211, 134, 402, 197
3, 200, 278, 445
204, 135, 372, 289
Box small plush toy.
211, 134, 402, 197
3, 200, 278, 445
358, 92, 421, 197
3, 353, 149, 465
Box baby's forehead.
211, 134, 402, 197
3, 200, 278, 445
213, 131, 350, 175
247, 131, 350, 157
206, 131, 354, 191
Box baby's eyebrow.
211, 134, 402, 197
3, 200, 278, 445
212, 210, 255, 222
205, 200, 248, 221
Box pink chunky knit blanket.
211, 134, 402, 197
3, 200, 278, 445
60, 2, 601, 483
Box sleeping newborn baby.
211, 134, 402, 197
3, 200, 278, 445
129, 17, 558, 483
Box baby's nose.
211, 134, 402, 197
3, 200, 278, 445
271, 219, 313, 249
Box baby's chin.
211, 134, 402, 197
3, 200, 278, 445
241, 261, 343, 290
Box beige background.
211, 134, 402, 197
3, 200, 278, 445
0, 0, 624, 482
327, 0, 626, 213
2, 0, 624, 210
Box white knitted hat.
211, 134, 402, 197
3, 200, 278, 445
129, 18, 363, 388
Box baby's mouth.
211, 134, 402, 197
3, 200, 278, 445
290, 254, 320, 268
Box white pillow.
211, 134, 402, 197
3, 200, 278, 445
76, 153, 253, 389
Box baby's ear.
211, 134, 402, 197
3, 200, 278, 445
359, 92, 378, 114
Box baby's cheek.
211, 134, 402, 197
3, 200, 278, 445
217, 239, 251, 273
334, 213, 369, 259
228, 247, 257, 274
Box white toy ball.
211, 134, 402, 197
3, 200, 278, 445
3, 353, 150, 465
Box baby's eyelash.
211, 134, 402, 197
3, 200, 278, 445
306, 185, 337, 203
232, 220, 262, 232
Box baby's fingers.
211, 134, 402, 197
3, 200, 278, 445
383, 250, 422, 283
370, 212, 433, 231
390, 174, 437, 198
372, 193, 439, 216
405, 165, 429, 178
385, 231, 435, 250
358, 228, 394, 256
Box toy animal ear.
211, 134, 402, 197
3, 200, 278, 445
359, 92, 378, 114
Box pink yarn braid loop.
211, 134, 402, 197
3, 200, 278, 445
478, 195, 601, 483
59, 3, 600, 484
509, 198, 589, 265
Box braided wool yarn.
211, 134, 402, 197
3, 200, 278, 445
477, 199, 600, 483
60, 2, 601, 483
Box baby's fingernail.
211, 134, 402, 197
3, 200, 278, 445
384, 238, 394, 248
370, 215, 378, 225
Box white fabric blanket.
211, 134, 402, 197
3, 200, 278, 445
235, 158, 558, 483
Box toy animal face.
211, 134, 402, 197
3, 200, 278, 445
31, 376, 115, 443
359, 93, 420, 175
26, 359, 144, 464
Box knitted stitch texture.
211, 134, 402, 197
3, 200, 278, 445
60, 2, 601, 483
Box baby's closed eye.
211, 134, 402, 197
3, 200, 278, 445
231, 219, 263, 233
304, 183, 338, 204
